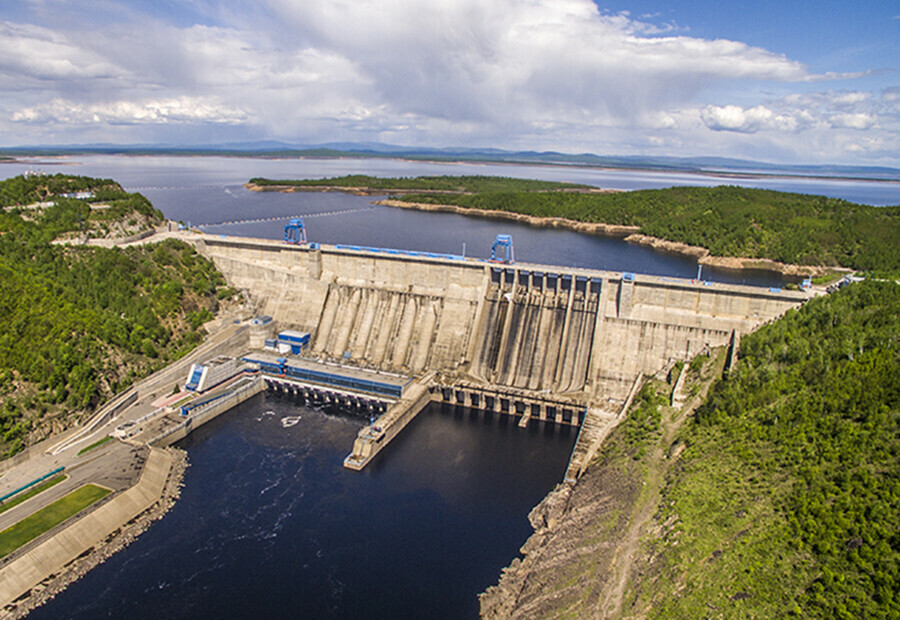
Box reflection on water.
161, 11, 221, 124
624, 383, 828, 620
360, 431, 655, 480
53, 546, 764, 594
30, 395, 575, 619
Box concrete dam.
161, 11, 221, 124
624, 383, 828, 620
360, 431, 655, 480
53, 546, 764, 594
191, 235, 806, 471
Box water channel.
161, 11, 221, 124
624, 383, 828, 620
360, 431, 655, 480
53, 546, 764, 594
5, 156, 896, 617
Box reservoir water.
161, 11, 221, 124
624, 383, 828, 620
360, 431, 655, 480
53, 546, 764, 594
4, 155, 895, 617
29, 396, 576, 619
2, 154, 898, 285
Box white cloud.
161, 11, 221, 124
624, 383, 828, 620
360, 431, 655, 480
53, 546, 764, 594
0, 20, 122, 83
700, 104, 799, 134
829, 112, 877, 130
0, 0, 818, 143
0, 1, 896, 165
12, 97, 249, 125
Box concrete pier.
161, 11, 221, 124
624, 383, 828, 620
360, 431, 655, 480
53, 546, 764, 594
344, 373, 436, 470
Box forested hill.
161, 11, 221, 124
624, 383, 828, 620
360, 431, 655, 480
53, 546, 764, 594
0, 173, 162, 241
248, 174, 592, 193
393, 184, 899, 276
0, 175, 234, 457
642, 279, 900, 617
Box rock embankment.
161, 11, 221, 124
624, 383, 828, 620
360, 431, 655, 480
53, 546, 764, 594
479, 462, 643, 618
3, 449, 189, 619
624, 234, 836, 277
376, 199, 639, 237
382, 200, 839, 277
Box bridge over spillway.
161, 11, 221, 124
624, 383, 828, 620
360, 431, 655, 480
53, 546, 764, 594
188, 234, 807, 473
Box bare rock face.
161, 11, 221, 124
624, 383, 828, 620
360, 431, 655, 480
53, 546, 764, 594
528, 483, 572, 531
480, 462, 641, 619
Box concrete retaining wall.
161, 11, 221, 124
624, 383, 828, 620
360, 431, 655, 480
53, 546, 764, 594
151, 378, 264, 447
0, 448, 174, 607
190, 236, 806, 402
344, 375, 436, 470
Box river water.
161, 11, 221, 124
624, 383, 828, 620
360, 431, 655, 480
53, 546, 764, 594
30, 397, 576, 619
6, 155, 896, 617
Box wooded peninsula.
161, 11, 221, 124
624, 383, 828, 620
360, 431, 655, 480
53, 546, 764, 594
251, 175, 900, 277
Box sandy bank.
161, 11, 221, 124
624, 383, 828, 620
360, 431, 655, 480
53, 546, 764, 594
244, 182, 616, 197
244, 182, 469, 197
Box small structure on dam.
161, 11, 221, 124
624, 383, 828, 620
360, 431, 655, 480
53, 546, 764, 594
186, 233, 809, 474
185, 355, 246, 392
244, 353, 412, 400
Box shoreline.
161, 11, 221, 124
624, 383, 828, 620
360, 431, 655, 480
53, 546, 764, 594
376, 197, 640, 238
244, 181, 844, 278
243, 181, 615, 197
4, 154, 897, 186
377, 199, 836, 278
3, 448, 189, 619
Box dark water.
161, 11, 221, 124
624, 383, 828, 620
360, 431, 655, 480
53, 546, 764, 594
30, 395, 575, 619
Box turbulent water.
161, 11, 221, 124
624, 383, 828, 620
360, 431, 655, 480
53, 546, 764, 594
29, 396, 576, 619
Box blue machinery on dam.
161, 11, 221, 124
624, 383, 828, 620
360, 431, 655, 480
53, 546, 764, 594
284, 218, 308, 244
285, 216, 518, 265
243, 354, 412, 400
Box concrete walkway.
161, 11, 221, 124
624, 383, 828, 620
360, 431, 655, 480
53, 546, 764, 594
0, 448, 174, 607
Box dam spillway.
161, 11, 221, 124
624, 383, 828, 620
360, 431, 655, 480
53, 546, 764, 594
190, 234, 806, 469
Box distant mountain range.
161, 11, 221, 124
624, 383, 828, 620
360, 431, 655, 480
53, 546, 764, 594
2, 141, 899, 181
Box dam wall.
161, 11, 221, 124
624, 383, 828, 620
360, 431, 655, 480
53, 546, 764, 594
197, 237, 483, 374
192, 236, 805, 403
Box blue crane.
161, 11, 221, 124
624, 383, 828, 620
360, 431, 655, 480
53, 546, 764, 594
284, 218, 308, 244
490, 234, 515, 264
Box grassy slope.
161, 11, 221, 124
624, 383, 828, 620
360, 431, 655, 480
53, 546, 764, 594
0, 474, 66, 516
627, 281, 900, 618
480, 355, 725, 619
0, 484, 111, 558
485, 282, 899, 619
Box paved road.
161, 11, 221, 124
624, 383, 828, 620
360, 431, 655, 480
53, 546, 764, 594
0, 441, 147, 534
0, 318, 249, 557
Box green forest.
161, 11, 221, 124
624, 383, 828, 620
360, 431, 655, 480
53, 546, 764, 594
0, 174, 228, 457
0, 173, 163, 240
249, 174, 590, 193
251, 176, 899, 275
642, 280, 899, 617
392, 184, 898, 275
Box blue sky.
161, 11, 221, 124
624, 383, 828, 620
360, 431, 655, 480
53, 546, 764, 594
1, 1, 898, 165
